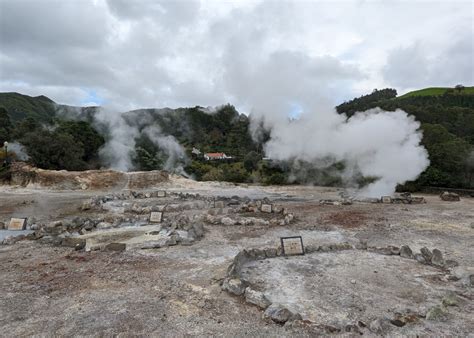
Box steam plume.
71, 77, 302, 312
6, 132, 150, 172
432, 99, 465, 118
253, 107, 429, 197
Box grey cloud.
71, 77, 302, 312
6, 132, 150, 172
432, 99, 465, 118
0, 0, 109, 50
0, 0, 471, 109
383, 34, 473, 88
106, 0, 200, 29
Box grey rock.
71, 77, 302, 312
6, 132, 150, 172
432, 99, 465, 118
104, 243, 126, 251
264, 304, 299, 324
431, 249, 445, 267
38, 235, 62, 246
222, 278, 246, 296
245, 288, 271, 309
61, 237, 86, 250
440, 191, 460, 201
375, 247, 393, 255
442, 293, 459, 307
389, 245, 400, 255
344, 323, 362, 334
400, 245, 413, 258
247, 248, 266, 260
165, 235, 178, 246
0, 221, 5, 230
2, 236, 16, 245
81, 201, 92, 211
445, 259, 459, 268
220, 217, 235, 226
414, 253, 427, 264
420, 247, 433, 261
46, 221, 63, 229
426, 305, 448, 321
96, 222, 113, 229
264, 247, 277, 258
304, 244, 319, 254
368, 318, 391, 334
470, 274, 474, 287
319, 245, 330, 252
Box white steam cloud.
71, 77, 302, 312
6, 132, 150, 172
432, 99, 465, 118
95, 107, 139, 171
142, 126, 187, 173
7, 142, 30, 161
254, 107, 429, 197
93, 107, 188, 173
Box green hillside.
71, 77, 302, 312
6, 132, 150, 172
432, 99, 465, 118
0, 92, 57, 123
399, 86, 474, 98
1, 87, 473, 189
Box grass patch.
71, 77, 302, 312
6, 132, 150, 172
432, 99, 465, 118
399, 87, 474, 98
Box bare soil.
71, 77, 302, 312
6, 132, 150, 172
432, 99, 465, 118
0, 181, 473, 336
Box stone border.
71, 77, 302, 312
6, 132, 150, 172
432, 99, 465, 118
222, 242, 461, 332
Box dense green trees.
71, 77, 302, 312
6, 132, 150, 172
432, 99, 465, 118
0, 107, 12, 144
56, 121, 105, 161
132, 134, 166, 170
21, 129, 87, 170
336, 88, 397, 116
15, 119, 105, 170
1, 89, 473, 189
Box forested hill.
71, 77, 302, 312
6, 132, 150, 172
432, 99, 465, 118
123, 105, 258, 159
1, 87, 473, 189
0, 92, 57, 123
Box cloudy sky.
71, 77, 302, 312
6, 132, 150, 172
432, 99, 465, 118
0, 0, 472, 113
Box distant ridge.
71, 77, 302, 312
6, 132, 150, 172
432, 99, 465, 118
399, 86, 474, 98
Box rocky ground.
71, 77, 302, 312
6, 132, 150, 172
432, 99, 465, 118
0, 176, 473, 336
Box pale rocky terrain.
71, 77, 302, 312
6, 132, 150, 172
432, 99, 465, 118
0, 170, 473, 336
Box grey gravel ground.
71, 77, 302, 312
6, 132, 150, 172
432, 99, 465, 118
0, 183, 473, 336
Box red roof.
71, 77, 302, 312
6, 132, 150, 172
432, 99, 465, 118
205, 152, 226, 157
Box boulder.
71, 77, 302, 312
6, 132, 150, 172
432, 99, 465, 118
264, 304, 300, 324
190, 223, 204, 239
373, 247, 392, 255
264, 247, 277, 258
304, 244, 319, 254
414, 253, 427, 264
445, 259, 459, 268
440, 191, 460, 202
222, 278, 246, 296
442, 293, 459, 307
46, 220, 62, 229
431, 249, 445, 267
426, 305, 448, 321
61, 237, 86, 250
420, 247, 433, 261
220, 217, 235, 226
245, 288, 271, 309
388, 245, 400, 255
80, 201, 93, 211
96, 222, 113, 229
400, 245, 413, 258
104, 243, 126, 252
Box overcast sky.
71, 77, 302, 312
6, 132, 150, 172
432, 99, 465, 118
0, 0, 472, 112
